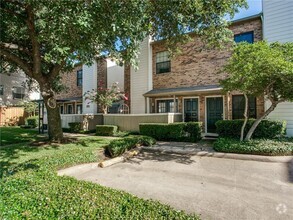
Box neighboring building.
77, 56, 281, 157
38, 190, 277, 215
56, 59, 124, 115
125, 15, 264, 135
263, 0, 293, 136
0, 72, 40, 106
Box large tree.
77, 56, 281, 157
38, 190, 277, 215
0, 0, 246, 141
221, 41, 293, 141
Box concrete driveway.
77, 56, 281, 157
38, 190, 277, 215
59, 150, 293, 220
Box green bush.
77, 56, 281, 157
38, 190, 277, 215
216, 119, 286, 139
26, 116, 38, 128
139, 122, 202, 142
20, 125, 32, 129
106, 136, 156, 158
68, 122, 82, 133
214, 137, 293, 156
96, 125, 118, 136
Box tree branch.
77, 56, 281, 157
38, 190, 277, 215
0, 42, 31, 56
0, 49, 33, 77
25, 5, 42, 75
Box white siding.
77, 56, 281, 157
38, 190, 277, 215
263, 0, 293, 136
82, 61, 98, 114
130, 38, 153, 114
107, 59, 124, 91
263, 0, 293, 43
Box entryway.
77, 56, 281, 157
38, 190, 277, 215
206, 97, 223, 133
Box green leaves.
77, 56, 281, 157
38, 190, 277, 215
221, 41, 293, 102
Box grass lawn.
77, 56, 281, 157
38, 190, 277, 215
0, 126, 42, 146
0, 132, 198, 219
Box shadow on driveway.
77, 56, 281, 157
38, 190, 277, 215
287, 158, 293, 183
128, 149, 196, 165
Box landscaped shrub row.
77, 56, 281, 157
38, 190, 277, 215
105, 136, 156, 158
96, 125, 118, 136
68, 122, 82, 133
26, 116, 39, 128
139, 122, 202, 142
214, 137, 293, 156
216, 119, 286, 139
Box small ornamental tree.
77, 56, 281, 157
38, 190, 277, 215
18, 100, 38, 116
84, 82, 127, 114
221, 41, 293, 141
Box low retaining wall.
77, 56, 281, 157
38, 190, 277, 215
103, 113, 183, 131
61, 114, 103, 130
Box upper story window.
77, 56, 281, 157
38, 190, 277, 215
0, 85, 3, 95
234, 31, 254, 44
77, 69, 83, 86
12, 87, 25, 99
156, 51, 171, 74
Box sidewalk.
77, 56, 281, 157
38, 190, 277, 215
142, 141, 293, 163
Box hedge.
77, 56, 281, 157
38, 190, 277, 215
96, 125, 118, 136
105, 136, 156, 158
139, 122, 202, 142
214, 137, 293, 156
216, 119, 286, 139
68, 122, 82, 133
26, 116, 38, 128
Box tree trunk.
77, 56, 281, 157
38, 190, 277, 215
244, 100, 280, 141
42, 92, 63, 142
240, 93, 249, 141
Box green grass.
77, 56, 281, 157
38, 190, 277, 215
0, 126, 42, 146
0, 136, 199, 219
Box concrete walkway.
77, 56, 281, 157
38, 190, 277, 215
59, 150, 293, 220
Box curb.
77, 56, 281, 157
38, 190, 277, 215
142, 146, 293, 163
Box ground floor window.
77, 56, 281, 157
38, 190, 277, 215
157, 99, 177, 113
60, 105, 64, 114
67, 104, 73, 114
76, 104, 82, 114
232, 95, 256, 119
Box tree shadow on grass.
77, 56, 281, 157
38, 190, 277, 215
127, 149, 196, 165
0, 159, 39, 179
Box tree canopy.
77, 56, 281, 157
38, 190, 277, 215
0, 0, 247, 141
221, 41, 293, 140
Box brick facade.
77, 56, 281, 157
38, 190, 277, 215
152, 18, 262, 89
146, 17, 265, 133
56, 64, 83, 100
124, 64, 131, 108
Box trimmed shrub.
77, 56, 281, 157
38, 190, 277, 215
216, 119, 286, 139
68, 122, 82, 133
139, 122, 202, 142
106, 136, 156, 158
26, 116, 38, 128
214, 137, 293, 156
20, 125, 32, 129
96, 125, 118, 136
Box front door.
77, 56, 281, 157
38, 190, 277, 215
184, 98, 198, 122
206, 97, 223, 133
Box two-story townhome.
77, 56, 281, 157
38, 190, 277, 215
54, 58, 124, 115
124, 14, 264, 135
263, 0, 293, 136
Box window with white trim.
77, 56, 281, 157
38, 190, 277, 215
156, 51, 171, 74
12, 87, 25, 99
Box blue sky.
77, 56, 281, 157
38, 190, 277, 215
232, 0, 262, 20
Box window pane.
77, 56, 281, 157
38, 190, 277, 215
77, 69, 83, 86
234, 32, 254, 44
232, 95, 257, 119
156, 61, 171, 74
0, 85, 3, 95
156, 51, 170, 63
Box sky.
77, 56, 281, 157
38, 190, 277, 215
231, 0, 262, 20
